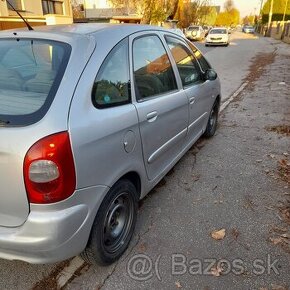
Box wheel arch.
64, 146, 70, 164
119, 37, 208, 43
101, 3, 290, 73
215, 95, 221, 108
118, 171, 142, 199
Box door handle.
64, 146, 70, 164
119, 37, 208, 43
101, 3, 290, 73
189, 97, 195, 104
146, 111, 158, 122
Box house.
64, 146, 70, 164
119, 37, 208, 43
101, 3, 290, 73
75, 0, 141, 24
0, 0, 73, 30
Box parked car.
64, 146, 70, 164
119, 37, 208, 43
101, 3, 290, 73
0, 23, 220, 265
242, 25, 255, 33
205, 27, 230, 46
185, 25, 206, 41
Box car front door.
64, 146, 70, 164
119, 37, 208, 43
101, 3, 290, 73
164, 35, 212, 143
131, 33, 189, 181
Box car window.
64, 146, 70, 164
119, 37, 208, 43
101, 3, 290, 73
188, 27, 199, 31
0, 39, 70, 126
165, 36, 202, 87
92, 38, 130, 108
210, 29, 227, 34
187, 41, 211, 72
133, 35, 177, 100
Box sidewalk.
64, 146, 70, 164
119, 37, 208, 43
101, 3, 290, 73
66, 40, 290, 290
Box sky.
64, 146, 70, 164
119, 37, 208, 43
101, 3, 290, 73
212, 0, 263, 17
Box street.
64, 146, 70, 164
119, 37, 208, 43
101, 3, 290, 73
0, 30, 289, 290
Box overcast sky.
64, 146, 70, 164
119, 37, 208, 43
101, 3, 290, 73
212, 0, 263, 17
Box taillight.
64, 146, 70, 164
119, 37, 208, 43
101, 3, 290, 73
24, 131, 76, 204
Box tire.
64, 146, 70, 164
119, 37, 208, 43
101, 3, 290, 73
81, 179, 138, 265
204, 101, 219, 138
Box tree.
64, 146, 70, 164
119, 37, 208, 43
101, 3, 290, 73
262, 0, 290, 23
224, 0, 235, 12
108, 0, 213, 26
215, 1, 240, 27
242, 14, 256, 25
174, 0, 212, 27
108, 0, 179, 24
71, 0, 85, 19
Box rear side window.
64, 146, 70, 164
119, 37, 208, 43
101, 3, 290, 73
0, 39, 70, 126
92, 38, 130, 108
133, 35, 177, 100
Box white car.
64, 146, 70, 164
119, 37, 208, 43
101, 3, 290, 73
186, 26, 205, 41
205, 27, 230, 47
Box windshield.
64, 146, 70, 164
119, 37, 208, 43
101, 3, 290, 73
210, 29, 227, 34
0, 39, 71, 126
188, 27, 199, 31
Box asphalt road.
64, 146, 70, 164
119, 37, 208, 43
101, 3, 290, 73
0, 31, 289, 290
194, 31, 274, 101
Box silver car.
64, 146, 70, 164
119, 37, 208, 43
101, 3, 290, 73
0, 24, 220, 265
243, 25, 255, 33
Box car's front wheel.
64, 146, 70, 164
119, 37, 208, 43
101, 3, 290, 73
81, 179, 138, 265
204, 101, 219, 137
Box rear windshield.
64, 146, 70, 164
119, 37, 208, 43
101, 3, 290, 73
210, 29, 227, 34
0, 39, 71, 126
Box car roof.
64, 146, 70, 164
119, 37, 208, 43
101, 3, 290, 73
211, 27, 227, 30
0, 23, 163, 37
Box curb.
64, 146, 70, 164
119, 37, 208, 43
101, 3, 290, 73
220, 82, 249, 113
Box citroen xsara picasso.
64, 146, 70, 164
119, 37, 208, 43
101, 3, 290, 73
0, 24, 220, 265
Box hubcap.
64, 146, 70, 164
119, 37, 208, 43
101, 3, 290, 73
102, 192, 134, 254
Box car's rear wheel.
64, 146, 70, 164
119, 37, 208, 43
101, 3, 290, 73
81, 179, 138, 265
204, 101, 219, 138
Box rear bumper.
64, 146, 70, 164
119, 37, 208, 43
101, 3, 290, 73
0, 185, 109, 263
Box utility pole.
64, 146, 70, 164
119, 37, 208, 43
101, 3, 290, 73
282, 0, 289, 22
259, 0, 264, 19
267, 0, 274, 36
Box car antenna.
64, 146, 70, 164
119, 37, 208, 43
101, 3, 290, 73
5, 0, 33, 31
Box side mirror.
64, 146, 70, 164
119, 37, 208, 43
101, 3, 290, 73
205, 69, 217, 81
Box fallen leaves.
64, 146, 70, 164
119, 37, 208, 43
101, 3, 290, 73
279, 206, 290, 225
272, 284, 288, 290
210, 265, 223, 277
175, 281, 182, 288
211, 229, 226, 240
269, 237, 284, 245
278, 158, 290, 184
265, 125, 290, 136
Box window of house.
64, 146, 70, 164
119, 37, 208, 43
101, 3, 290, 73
7, 0, 22, 11
133, 35, 177, 100
42, 0, 64, 15
92, 38, 131, 108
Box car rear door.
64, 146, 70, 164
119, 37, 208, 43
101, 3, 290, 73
130, 32, 189, 181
